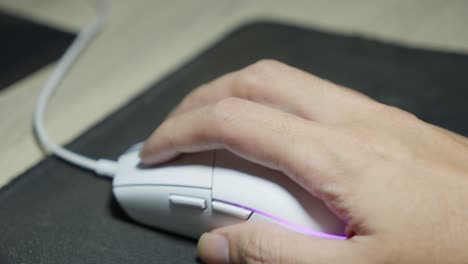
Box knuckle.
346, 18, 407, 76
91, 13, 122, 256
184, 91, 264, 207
235, 74, 262, 100
174, 87, 205, 112
235, 60, 283, 97
235, 73, 262, 100
397, 109, 419, 123
379, 104, 420, 123
243, 60, 282, 80
241, 60, 282, 80
210, 97, 245, 129
250, 59, 283, 72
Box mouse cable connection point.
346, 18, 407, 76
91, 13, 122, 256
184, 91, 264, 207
33, 0, 118, 178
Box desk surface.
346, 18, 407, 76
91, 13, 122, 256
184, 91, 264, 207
1, 0, 468, 187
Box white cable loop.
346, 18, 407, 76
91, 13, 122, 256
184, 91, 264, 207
33, 0, 117, 177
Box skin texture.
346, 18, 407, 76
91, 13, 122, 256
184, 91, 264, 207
140, 60, 468, 264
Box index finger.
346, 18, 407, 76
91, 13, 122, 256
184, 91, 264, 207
140, 97, 344, 197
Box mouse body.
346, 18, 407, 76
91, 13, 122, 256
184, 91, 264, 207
113, 145, 345, 239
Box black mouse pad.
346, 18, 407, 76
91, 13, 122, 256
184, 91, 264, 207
1, 21, 468, 264
0, 10, 75, 90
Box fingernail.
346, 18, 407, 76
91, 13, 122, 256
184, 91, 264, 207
198, 233, 230, 264
139, 143, 168, 165
138, 144, 154, 164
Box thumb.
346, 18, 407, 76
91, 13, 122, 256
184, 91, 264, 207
197, 222, 366, 264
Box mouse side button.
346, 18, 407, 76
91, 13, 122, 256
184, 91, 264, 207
113, 185, 213, 238
212, 201, 252, 220
169, 194, 207, 210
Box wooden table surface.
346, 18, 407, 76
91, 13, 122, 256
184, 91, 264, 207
0, 0, 467, 187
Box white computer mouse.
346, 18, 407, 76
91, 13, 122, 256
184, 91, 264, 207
112, 144, 345, 239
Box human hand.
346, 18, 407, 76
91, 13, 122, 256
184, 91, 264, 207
140, 60, 468, 264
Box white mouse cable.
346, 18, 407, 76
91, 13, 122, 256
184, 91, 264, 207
33, 0, 118, 178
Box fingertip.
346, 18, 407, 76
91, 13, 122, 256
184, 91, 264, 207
138, 144, 175, 165
138, 141, 153, 163
198, 233, 230, 264
138, 139, 167, 164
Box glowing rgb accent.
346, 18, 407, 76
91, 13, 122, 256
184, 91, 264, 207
214, 200, 347, 240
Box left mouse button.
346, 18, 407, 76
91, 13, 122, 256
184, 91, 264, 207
169, 194, 207, 210
114, 150, 214, 188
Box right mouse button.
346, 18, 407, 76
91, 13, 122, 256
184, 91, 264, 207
212, 201, 252, 220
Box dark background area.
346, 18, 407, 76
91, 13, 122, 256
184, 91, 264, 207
0, 11, 74, 90
0, 20, 467, 263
